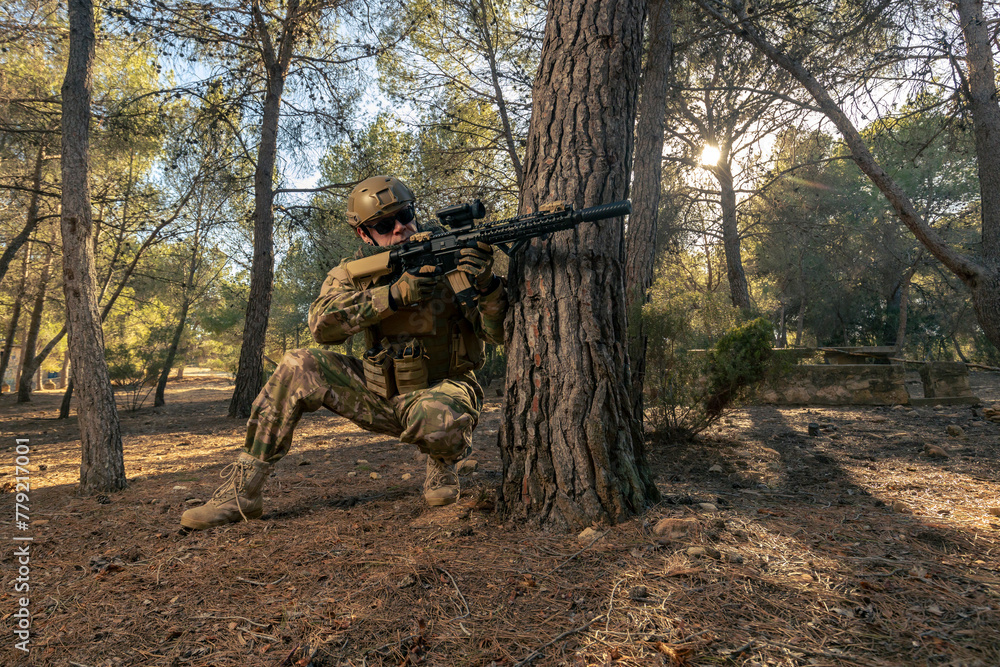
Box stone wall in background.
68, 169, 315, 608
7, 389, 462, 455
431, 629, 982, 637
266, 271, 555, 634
759, 364, 910, 405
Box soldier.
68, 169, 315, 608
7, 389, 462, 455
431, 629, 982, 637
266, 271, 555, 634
181, 176, 508, 530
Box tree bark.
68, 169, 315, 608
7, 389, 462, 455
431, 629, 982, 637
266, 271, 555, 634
625, 0, 673, 423
0, 247, 31, 393
956, 0, 1000, 346
714, 162, 752, 311
229, 0, 300, 419
498, 0, 659, 531
17, 238, 54, 403
60, 0, 125, 492
0, 144, 46, 285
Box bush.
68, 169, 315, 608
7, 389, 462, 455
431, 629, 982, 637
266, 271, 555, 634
645, 314, 775, 437
104, 300, 172, 411
704, 317, 775, 418
106, 340, 165, 412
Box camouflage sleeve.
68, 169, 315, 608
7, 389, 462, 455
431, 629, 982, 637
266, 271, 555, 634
308, 264, 394, 345
459, 278, 509, 345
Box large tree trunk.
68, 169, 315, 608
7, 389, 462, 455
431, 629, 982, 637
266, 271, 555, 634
956, 0, 1000, 347
59, 352, 69, 388
0, 247, 31, 392
497, 0, 659, 531
625, 0, 674, 423
229, 0, 299, 418
17, 238, 54, 403
714, 163, 751, 311
61, 0, 125, 492
227, 87, 280, 418
0, 144, 46, 285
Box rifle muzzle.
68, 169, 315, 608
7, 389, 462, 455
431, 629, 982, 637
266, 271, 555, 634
574, 200, 632, 222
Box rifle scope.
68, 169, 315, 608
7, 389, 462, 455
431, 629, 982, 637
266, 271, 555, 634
435, 200, 486, 229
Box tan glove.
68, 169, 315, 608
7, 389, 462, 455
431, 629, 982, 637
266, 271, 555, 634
457, 241, 494, 291
391, 265, 438, 307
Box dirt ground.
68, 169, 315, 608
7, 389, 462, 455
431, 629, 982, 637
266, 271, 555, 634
2, 373, 999, 667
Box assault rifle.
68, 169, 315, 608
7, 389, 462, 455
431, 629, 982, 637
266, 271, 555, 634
342, 199, 631, 309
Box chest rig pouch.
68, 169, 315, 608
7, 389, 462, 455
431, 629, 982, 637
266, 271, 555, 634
362, 338, 430, 399
394, 339, 430, 394
353, 263, 478, 398
362, 339, 396, 399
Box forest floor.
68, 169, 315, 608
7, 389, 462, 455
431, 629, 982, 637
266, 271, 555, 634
2, 372, 1000, 667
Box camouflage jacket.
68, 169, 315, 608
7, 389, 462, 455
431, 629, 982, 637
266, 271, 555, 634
307, 226, 508, 381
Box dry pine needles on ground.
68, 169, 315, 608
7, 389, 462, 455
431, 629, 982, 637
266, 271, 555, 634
1, 374, 999, 666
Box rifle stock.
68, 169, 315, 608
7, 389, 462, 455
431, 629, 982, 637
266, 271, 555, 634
342, 252, 393, 290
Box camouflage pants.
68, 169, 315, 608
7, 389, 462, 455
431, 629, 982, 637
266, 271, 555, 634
244, 348, 483, 465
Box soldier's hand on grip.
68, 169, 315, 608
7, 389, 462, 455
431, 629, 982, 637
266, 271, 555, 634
457, 241, 494, 291
391, 265, 438, 307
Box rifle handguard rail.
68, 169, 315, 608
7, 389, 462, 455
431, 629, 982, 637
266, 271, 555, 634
344, 199, 631, 293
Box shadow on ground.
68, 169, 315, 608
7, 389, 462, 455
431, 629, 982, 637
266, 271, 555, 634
1, 376, 999, 666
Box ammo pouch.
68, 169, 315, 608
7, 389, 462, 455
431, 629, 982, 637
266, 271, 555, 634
363, 338, 431, 398
394, 339, 430, 394
363, 343, 396, 399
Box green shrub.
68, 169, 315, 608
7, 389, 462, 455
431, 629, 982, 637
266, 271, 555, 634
645, 314, 774, 437
106, 340, 165, 412
704, 318, 774, 418
104, 299, 173, 411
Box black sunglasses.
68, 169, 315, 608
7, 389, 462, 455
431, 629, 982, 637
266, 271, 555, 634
365, 205, 415, 235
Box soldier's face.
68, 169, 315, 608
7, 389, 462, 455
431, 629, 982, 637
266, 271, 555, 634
357, 214, 417, 247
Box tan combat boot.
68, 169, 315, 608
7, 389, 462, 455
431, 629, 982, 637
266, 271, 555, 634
180, 452, 273, 530
423, 456, 460, 506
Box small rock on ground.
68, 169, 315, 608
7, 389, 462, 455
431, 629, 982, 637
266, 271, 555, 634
924, 444, 949, 458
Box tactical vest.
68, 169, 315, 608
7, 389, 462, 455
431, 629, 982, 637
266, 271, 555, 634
353, 273, 484, 398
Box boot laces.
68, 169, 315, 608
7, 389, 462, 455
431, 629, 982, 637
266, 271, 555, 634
211, 458, 252, 500
210, 457, 256, 521
426, 457, 457, 490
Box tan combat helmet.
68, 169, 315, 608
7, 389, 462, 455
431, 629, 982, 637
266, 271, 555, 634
346, 176, 415, 228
